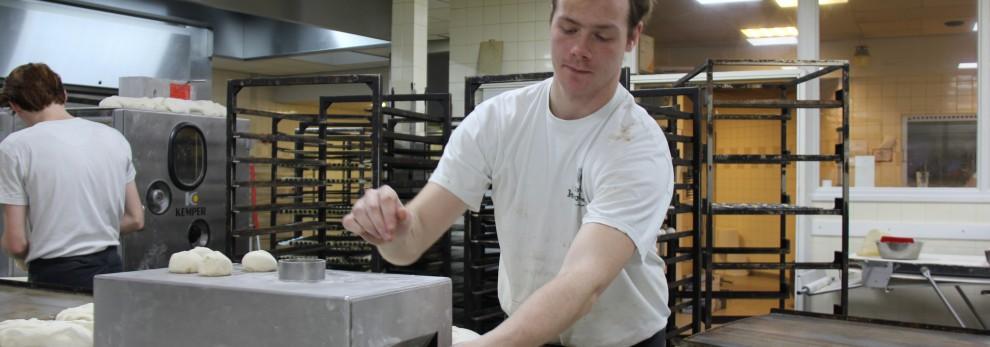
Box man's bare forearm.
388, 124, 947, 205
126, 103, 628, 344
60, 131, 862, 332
481, 271, 601, 346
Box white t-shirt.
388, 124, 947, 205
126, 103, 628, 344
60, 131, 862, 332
430, 78, 673, 346
0, 117, 135, 263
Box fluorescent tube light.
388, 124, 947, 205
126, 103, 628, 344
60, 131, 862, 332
741, 26, 799, 38
958, 62, 977, 69
776, 0, 848, 7
697, 0, 760, 4
747, 37, 798, 46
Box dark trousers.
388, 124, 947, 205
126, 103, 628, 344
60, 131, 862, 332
546, 329, 666, 347
28, 246, 122, 291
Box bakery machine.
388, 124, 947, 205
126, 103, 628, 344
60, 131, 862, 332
0, 107, 250, 274
105, 108, 250, 270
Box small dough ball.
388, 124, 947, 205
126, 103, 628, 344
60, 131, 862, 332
0, 318, 92, 347
190, 247, 213, 258
55, 303, 94, 322
199, 251, 233, 277
168, 251, 200, 274
452, 326, 481, 344
242, 250, 277, 272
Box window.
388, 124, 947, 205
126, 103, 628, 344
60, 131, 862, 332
904, 115, 977, 187
818, 0, 978, 189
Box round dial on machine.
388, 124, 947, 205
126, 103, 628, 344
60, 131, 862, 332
169, 123, 207, 190
145, 180, 172, 215
188, 219, 210, 247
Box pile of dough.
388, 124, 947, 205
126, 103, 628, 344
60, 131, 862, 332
55, 303, 93, 323
168, 251, 202, 274
0, 303, 95, 347
98, 96, 227, 117
452, 326, 481, 344
0, 319, 92, 347
199, 251, 233, 277
190, 246, 214, 258
242, 250, 277, 272
168, 247, 218, 274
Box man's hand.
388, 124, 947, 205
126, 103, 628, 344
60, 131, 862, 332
342, 185, 414, 245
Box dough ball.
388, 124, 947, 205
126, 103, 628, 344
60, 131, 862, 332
452, 326, 480, 344
168, 251, 200, 274
198, 251, 232, 277
190, 247, 213, 258
242, 250, 277, 272
55, 303, 93, 322
0, 318, 92, 347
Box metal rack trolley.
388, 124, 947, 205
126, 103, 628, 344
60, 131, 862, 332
225, 75, 382, 262
630, 86, 705, 340
671, 59, 851, 327
323, 92, 455, 275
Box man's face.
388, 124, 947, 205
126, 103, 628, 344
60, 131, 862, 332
550, 0, 640, 99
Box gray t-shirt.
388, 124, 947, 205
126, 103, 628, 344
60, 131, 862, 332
0, 117, 135, 262
430, 78, 673, 346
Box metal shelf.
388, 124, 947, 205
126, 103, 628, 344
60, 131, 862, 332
657, 231, 694, 243
232, 202, 344, 213
381, 107, 444, 123
233, 132, 326, 145
641, 104, 695, 120
233, 157, 327, 168
711, 262, 841, 270
713, 99, 843, 109
711, 203, 842, 215
232, 221, 338, 237
674, 59, 852, 329
714, 114, 790, 121
633, 83, 705, 341
713, 154, 841, 164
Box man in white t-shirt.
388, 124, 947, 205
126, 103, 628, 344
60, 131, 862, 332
344, 0, 672, 345
0, 63, 144, 290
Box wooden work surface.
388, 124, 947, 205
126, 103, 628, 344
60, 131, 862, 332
684, 313, 990, 347
0, 280, 91, 320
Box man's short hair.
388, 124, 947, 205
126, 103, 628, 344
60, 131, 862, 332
549, 0, 656, 33
0, 63, 66, 112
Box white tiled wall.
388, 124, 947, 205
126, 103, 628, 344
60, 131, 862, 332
449, 0, 554, 117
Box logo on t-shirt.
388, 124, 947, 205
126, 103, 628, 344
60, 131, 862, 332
566, 167, 587, 207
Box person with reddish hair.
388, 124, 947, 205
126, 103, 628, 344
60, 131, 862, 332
0, 63, 144, 290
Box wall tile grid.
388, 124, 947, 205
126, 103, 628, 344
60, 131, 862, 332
450, 0, 553, 117
820, 72, 978, 188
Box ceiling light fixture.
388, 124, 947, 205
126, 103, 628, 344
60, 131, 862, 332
741, 26, 799, 38
742, 26, 798, 46
747, 37, 798, 46
697, 0, 760, 4
775, 0, 848, 8
958, 62, 977, 69
852, 45, 870, 67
